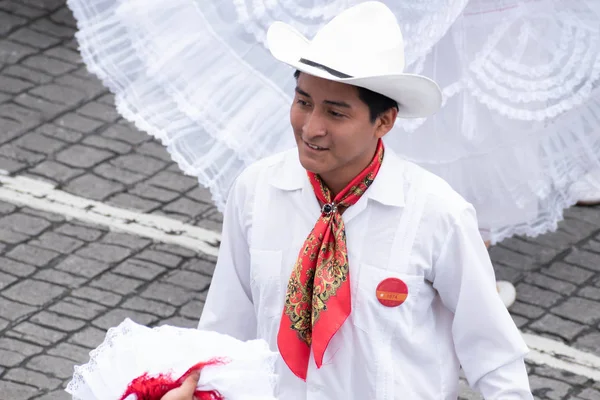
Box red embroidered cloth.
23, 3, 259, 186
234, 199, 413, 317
119, 359, 226, 400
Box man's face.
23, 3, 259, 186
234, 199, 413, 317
290, 73, 390, 180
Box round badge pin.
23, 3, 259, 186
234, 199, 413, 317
376, 278, 408, 307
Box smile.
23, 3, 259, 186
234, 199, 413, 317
305, 142, 328, 151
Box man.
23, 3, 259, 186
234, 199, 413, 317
164, 2, 532, 399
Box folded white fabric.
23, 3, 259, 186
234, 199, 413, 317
66, 318, 278, 400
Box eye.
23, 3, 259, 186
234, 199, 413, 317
329, 110, 345, 118
296, 99, 310, 107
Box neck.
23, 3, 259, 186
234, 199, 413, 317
319, 143, 379, 198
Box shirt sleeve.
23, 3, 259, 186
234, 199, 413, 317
197, 176, 257, 341
474, 357, 533, 399
431, 205, 533, 399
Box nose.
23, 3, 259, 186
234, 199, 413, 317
303, 111, 326, 140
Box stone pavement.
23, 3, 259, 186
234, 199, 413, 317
0, 1, 599, 399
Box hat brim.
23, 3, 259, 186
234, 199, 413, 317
267, 21, 442, 119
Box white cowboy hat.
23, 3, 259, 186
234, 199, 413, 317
266, 1, 442, 118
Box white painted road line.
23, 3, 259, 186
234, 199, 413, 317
0, 173, 221, 257
1, 173, 600, 380
523, 332, 600, 381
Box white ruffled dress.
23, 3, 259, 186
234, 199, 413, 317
66, 319, 278, 399
66, 0, 600, 244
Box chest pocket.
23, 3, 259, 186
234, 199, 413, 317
352, 263, 425, 335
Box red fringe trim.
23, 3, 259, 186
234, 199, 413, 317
119, 358, 228, 400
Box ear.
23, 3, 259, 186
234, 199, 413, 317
374, 107, 398, 139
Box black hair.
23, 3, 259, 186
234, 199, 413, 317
293, 70, 398, 123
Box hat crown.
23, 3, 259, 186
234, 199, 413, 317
265, 1, 442, 118
302, 2, 405, 77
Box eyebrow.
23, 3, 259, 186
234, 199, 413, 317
295, 86, 352, 108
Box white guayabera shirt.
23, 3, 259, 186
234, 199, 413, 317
199, 146, 533, 400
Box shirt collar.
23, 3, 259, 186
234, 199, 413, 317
270, 145, 405, 207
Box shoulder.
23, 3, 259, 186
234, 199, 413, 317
402, 160, 476, 229
227, 148, 297, 208
222, 149, 297, 238
232, 149, 296, 190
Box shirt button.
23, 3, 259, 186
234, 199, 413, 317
307, 383, 324, 394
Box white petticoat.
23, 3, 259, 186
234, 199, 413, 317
66, 0, 600, 244
65, 319, 278, 400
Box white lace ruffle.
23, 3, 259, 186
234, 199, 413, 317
569, 169, 600, 203
66, 0, 600, 245
65, 318, 278, 400
66, 0, 468, 207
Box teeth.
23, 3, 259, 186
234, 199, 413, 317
308, 143, 323, 150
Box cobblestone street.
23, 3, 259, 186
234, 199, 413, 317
0, 1, 600, 399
